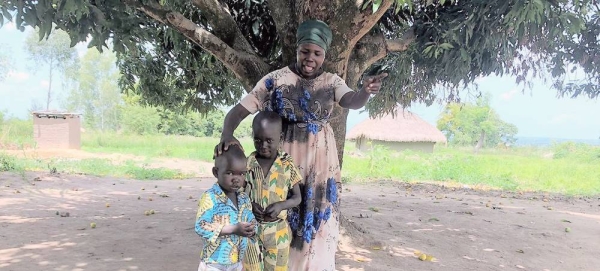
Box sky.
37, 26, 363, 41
1, 22, 599, 140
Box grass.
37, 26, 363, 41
2, 130, 599, 195
0, 118, 36, 149
342, 143, 600, 195
0, 152, 188, 180
82, 132, 254, 161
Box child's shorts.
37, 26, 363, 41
198, 261, 243, 271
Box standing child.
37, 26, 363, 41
195, 145, 257, 271
243, 111, 302, 271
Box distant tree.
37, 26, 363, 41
66, 49, 122, 130
437, 95, 518, 150
25, 28, 78, 110
0, 44, 9, 81
120, 94, 160, 135
157, 108, 205, 137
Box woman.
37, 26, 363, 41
216, 19, 387, 270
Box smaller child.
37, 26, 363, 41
243, 111, 302, 271
195, 145, 257, 271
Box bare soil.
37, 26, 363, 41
1, 151, 599, 271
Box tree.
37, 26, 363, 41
24, 28, 78, 111
2, 0, 599, 166
120, 94, 160, 135
66, 49, 122, 131
0, 44, 9, 81
437, 95, 518, 150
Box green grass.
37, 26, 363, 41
2, 130, 599, 195
342, 144, 600, 195
0, 118, 36, 149
82, 132, 254, 161
0, 152, 188, 180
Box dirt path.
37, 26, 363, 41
3, 149, 215, 177
1, 172, 598, 271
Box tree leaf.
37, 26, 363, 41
252, 20, 260, 36
373, 0, 382, 13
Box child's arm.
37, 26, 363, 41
264, 183, 301, 220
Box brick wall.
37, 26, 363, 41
33, 114, 81, 149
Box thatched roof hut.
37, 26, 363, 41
347, 110, 447, 153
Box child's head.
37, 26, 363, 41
213, 144, 247, 193
252, 111, 282, 159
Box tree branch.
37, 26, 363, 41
125, 0, 271, 91
190, 0, 254, 54
386, 27, 416, 52
267, 0, 297, 65
346, 27, 416, 88
325, 0, 394, 77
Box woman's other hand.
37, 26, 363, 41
362, 73, 388, 95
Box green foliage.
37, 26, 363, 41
437, 95, 517, 147
0, 115, 35, 149
366, 0, 600, 115
121, 103, 160, 136
66, 48, 121, 131
0, 153, 18, 172
2, 0, 598, 117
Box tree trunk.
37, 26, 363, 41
46, 59, 53, 111
474, 130, 486, 153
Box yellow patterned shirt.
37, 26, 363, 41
195, 183, 257, 265
245, 151, 302, 220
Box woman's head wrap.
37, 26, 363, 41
296, 20, 332, 51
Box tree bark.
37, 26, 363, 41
127, 0, 271, 90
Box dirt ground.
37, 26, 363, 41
1, 153, 599, 271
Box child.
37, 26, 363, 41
195, 144, 258, 271
243, 111, 302, 271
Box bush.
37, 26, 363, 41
121, 104, 160, 135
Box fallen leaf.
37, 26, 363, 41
369, 207, 379, 212
428, 217, 440, 222
565, 227, 571, 232
561, 219, 571, 223
516, 249, 524, 253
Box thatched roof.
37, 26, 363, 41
347, 110, 447, 143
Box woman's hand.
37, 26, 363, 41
361, 73, 388, 95
214, 135, 243, 158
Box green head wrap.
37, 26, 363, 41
296, 20, 332, 51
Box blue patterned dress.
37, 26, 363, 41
240, 65, 352, 270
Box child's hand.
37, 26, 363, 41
234, 222, 255, 237
252, 202, 265, 222
264, 202, 284, 220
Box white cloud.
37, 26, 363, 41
6, 71, 30, 81
40, 80, 50, 88
501, 88, 519, 101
